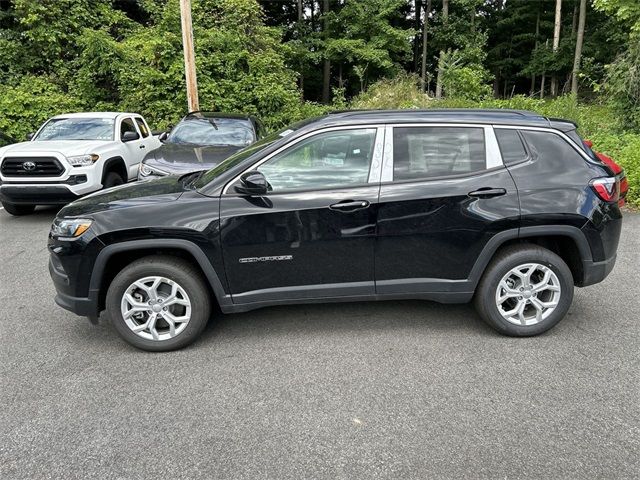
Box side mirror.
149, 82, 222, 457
26, 132, 34, 141
235, 171, 269, 196
158, 131, 169, 142
122, 131, 139, 142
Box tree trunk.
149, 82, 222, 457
550, 0, 562, 98
297, 0, 304, 98
420, 0, 432, 92
531, 9, 540, 96
540, 72, 546, 99
322, 0, 331, 104
571, 0, 587, 95
414, 0, 422, 72
435, 0, 448, 99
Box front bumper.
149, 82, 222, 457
1, 184, 82, 205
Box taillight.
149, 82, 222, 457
590, 177, 619, 202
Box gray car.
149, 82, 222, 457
138, 112, 265, 180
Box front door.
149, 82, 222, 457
220, 126, 384, 305
375, 124, 520, 296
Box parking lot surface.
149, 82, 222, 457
1, 207, 638, 479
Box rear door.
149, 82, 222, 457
220, 126, 385, 305
375, 124, 520, 296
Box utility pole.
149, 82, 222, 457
180, 0, 199, 112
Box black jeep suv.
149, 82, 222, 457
48, 109, 623, 351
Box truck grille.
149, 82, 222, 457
0, 157, 64, 177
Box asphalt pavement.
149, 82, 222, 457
1, 206, 638, 479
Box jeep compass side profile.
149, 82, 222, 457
48, 110, 623, 351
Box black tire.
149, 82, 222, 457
102, 171, 124, 189
106, 255, 212, 351
2, 202, 35, 216
474, 244, 574, 337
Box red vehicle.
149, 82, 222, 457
583, 139, 628, 206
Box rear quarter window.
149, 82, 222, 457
520, 130, 586, 168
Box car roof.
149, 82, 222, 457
185, 111, 255, 121
50, 112, 141, 120
307, 108, 576, 131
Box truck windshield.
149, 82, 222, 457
35, 118, 115, 141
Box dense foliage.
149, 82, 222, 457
0, 0, 638, 204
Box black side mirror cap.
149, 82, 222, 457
158, 131, 168, 142
122, 131, 139, 142
235, 170, 269, 196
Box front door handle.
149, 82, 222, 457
329, 200, 370, 212
468, 187, 507, 198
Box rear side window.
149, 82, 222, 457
392, 127, 485, 181
520, 131, 585, 167
495, 128, 527, 164
134, 118, 149, 138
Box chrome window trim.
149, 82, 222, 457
222, 124, 385, 195
381, 123, 504, 182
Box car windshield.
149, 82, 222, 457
35, 117, 115, 141
167, 117, 255, 147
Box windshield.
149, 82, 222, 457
35, 117, 115, 141
167, 117, 255, 147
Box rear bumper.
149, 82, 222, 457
1, 185, 82, 205
580, 254, 617, 287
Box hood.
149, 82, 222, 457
1, 140, 111, 157
145, 142, 243, 174
59, 175, 186, 217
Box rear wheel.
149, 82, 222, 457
102, 171, 124, 189
474, 244, 574, 336
106, 256, 212, 351
2, 202, 35, 216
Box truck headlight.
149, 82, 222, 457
139, 163, 169, 177
67, 154, 99, 167
51, 218, 93, 238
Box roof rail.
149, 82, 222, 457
328, 108, 542, 117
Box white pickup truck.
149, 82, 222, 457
0, 112, 160, 215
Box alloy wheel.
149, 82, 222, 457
120, 276, 192, 341
495, 263, 561, 326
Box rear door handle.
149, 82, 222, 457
468, 187, 506, 198
329, 200, 370, 212
139, 145, 146, 149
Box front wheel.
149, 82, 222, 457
474, 244, 574, 336
102, 171, 124, 189
2, 202, 35, 216
106, 256, 212, 351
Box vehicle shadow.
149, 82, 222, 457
198, 299, 495, 344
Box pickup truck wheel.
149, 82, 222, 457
474, 244, 574, 337
2, 202, 36, 216
106, 256, 212, 351
103, 171, 124, 189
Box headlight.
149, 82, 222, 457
67, 154, 99, 167
139, 163, 169, 177
51, 218, 93, 238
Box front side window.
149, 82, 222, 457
35, 118, 115, 141
120, 118, 138, 139
392, 126, 486, 181
257, 128, 377, 192
168, 118, 255, 147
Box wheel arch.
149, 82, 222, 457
90, 239, 231, 313
101, 156, 128, 184
469, 226, 593, 288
